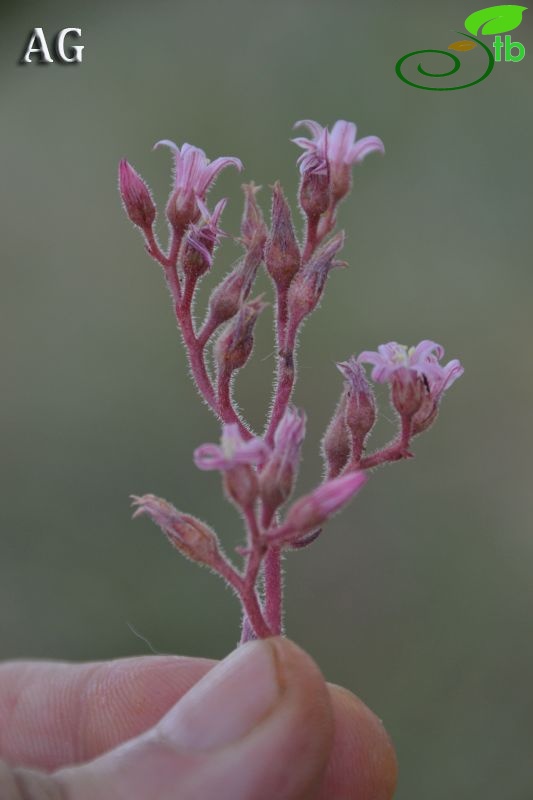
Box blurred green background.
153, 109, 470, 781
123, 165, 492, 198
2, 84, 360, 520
1, 0, 532, 796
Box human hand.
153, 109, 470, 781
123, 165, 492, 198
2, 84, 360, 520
0, 638, 397, 799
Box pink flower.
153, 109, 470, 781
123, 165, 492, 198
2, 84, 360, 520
283, 471, 367, 537
118, 159, 156, 231
194, 423, 269, 471
358, 341, 459, 385
293, 119, 384, 201
155, 140, 242, 228
358, 341, 464, 417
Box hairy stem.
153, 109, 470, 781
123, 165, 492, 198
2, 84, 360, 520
265, 322, 297, 447
302, 214, 320, 263
240, 507, 270, 640
263, 546, 282, 634
358, 415, 413, 470
217, 366, 252, 437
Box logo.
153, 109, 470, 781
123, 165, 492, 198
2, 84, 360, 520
396, 4, 526, 90
20, 28, 84, 65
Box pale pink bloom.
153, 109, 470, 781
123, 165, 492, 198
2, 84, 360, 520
284, 471, 367, 535
194, 423, 269, 471
185, 197, 227, 267
293, 119, 384, 201
359, 341, 463, 419
155, 140, 242, 227
358, 341, 460, 386
118, 159, 156, 230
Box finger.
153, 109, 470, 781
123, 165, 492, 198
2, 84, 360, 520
0, 655, 214, 770
318, 685, 398, 800
1, 646, 399, 800
36, 637, 335, 800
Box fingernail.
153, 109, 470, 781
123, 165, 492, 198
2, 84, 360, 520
159, 640, 283, 751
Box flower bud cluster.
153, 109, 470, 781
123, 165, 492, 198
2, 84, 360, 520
322, 357, 376, 475
322, 341, 463, 473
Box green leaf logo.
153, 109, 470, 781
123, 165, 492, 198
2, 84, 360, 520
464, 4, 527, 36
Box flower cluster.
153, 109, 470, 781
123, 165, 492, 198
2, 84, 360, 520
119, 119, 463, 642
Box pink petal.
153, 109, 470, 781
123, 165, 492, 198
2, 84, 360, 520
441, 359, 464, 390
411, 340, 445, 363
329, 120, 357, 163
211, 197, 228, 227
348, 136, 385, 164
193, 443, 225, 470
153, 139, 180, 154
293, 119, 325, 141
291, 136, 316, 150
199, 156, 243, 195
234, 436, 270, 465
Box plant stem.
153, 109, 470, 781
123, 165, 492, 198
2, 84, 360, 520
265, 321, 297, 447
217, 366, 252, 438
302, 214, 319, 263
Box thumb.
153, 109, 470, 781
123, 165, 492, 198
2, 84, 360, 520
11, 638, 334, 800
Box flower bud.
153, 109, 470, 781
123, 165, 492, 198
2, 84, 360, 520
321, 391, 350, 478
391, 368, 425, 417
283, 471, 367, 538
411, 395, 439, 435
118, 159, 156, 231
182, 198, 226, 281
215, 296, 267, 373
223, 464, 259, 509
265, 182, 301, 290
299, 168, 330, 219
165, 187, 199, 231
337, 357, 376, 461
241, 183, 267, 251
260, 407, 306, 513
208, 252, 262, 328
288, 527, 323, 550
132, 494, 219, 567
287, 231, 345, 328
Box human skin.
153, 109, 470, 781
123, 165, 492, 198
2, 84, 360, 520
0, 637, 397, 799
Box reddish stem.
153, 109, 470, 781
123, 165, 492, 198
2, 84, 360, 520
216, 552, 271, 640
217, 366, 252, 438
263, 546, 282, 634
198, 313, 219, 349
358, 415, 413, 470
302, 214, 320, 263
265, 321, 297, 447
177, 305, 219, 414
260, 505, 283, 635
240, 507, 271, 640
